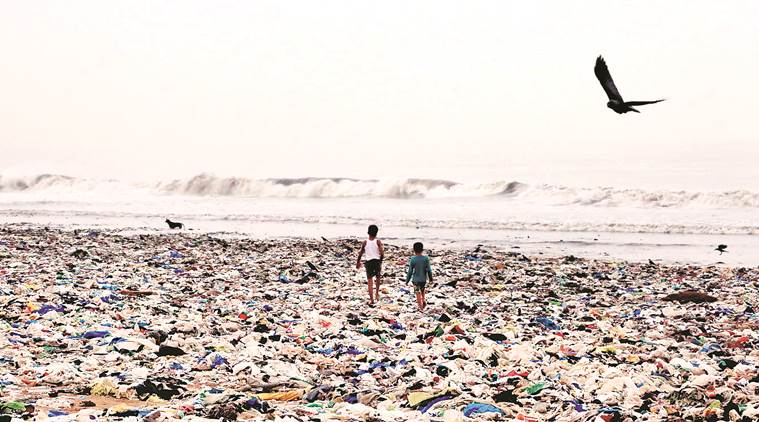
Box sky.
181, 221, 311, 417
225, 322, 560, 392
1, 1, 757, 188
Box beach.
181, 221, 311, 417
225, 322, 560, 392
3, 1, 759, 420
1, 224, 757, 420
2, 175, 759, 268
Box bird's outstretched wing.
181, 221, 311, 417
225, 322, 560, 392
594, 56, 623, 101
625, 99, 665, 106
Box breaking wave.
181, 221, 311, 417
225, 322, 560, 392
2, 173, 759, 208
155, 174, 522, 199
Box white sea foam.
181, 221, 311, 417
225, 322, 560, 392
2, 173, 758, 208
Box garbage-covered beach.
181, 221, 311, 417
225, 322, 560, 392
1, 224, 757, 421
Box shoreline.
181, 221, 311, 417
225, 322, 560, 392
0, 225, 757, 420
1, 221, 756, 268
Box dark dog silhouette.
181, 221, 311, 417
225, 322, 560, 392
165, 219, 184, 229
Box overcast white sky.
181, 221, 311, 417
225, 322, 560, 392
1, 1, 757, 187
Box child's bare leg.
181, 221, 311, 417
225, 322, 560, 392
374, 276, 381, 301
367, 277, 374, 304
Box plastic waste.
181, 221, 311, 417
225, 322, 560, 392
462, 402, 505, 417
0, 226, 756, 420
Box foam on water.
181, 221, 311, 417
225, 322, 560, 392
2, 173, 758, 207
1, 172, 757, 265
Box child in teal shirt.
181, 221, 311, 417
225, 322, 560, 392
406, 242, 433, 311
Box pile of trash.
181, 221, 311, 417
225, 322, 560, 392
0, 224, 757, 421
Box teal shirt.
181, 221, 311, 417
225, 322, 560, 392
406, 255, 432, 284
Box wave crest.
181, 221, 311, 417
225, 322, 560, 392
154, 174, 516, 198
2, 173, 759, 207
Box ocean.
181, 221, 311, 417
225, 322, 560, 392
1, 173, 757, 266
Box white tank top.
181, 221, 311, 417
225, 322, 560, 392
364, 238, 381, 260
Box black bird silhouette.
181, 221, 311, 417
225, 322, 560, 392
715, 244, 728, 255
594, 56, 665, 114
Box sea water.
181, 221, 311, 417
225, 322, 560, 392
0, 173, 757, 266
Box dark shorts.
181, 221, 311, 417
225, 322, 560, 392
412, 281, 426, 293
364, 259, 382, 278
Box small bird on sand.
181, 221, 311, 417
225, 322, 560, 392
715, 244, 728, 255
594, 55, 665, 114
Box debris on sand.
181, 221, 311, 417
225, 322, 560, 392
663, 290, 718, 303
0, 224, 757, 420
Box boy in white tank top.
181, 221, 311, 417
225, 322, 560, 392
356, 224, 384, 305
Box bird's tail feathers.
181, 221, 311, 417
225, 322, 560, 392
625, 99, 665, 106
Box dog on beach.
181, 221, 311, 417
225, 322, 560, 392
165, 219, 184, 229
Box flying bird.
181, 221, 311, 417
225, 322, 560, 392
594, 56, 665, 114
715, 244, 728, 255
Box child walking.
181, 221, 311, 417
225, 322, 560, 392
356, 224, 384, 305
406, 242, 432, 311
